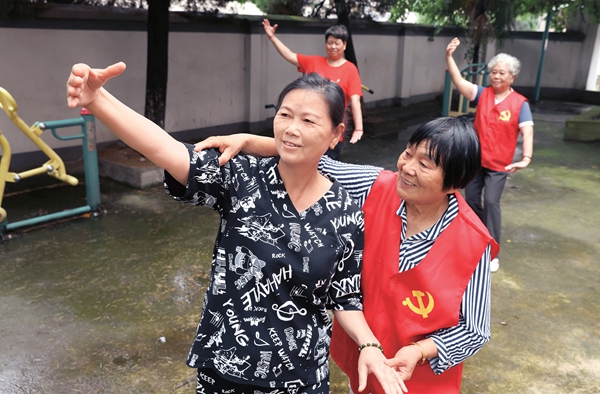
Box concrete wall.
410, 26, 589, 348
0, 4, 597, 170
1, 24, 149, 160
499, 31, 591, 91
167, 31, 248, 130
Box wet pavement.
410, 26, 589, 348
1, 100, 599, 393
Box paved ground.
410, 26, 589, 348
1, 100, 599, 393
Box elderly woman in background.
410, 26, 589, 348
262, 19, 364, 159
194, 116, 500, 393
445, 37, 534, 273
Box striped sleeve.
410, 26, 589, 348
427, 244, 492, 374
318, 155, 383, 207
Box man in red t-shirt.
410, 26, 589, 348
263, 19, 364, 160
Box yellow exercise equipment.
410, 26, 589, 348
0, 87, 100, 234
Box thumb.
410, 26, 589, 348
357, 365, 368, 392
90, 62, 127, 89
218, 147, 236, 166
99, 62, 126, 80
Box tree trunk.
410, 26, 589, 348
144, 0, 170, 129
473, 44, 480, 64
334, 0, 358, 67
471, 0, 485, 64
334, 0, 366, 131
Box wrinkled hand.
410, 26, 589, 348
446, 37, 460, 58
349, 130, 363, 144
262, 19, 278, 39
358, 348, 408, 394
505, 158, 530, 174
66, 62, 126, 108
194, 135, 245, 166
385, 345, 421, 383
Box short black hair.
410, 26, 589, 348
407, 116, 481, 192
276, 72, 346, 128
324, 25, 348, 43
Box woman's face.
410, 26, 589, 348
273, 89, 342, 167
326, 36, 347, 61
396, 141, 452, 205
489, 62, 515, 93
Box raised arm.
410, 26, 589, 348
445, 38, 475, 99
194, 134, 277, 166
263, 19, 300, 67
66, 62, 189, 184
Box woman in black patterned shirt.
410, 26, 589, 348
66, 64, 405, 394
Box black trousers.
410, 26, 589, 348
464, 167, 508, 246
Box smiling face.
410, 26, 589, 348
326, 36, 347, 61
396, 141, 454, 206
273, 89, 342, 168
489, 62, 515, 94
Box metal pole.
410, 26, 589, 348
5, 206, 92, 232
80, 108, 101, 211
534, 7, 553, 103
442, 69, 451, 117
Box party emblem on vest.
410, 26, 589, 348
498, 110, 511, 121
402, 290, 434, 318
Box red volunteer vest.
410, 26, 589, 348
330, 171, 499, 394
473, 87, 527, 172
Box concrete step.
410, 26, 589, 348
564, 107, 600, 141
364, 100, 443, 139
97, 142, 163, 190
363, 115, 400, 139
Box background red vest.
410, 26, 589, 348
473, 87, 527, 172
331, 171, 499, 394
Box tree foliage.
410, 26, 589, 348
252, 0, 304, 16
513, 0, 600, 30
391, 0, 600, 62
251, 0, 395, 19
389, 0, 500, 62
394, 0, 599, 31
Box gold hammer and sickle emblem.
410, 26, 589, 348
499, 110, 511, 121
402, 290, 434, 318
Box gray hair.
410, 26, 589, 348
488, 53, 521, 77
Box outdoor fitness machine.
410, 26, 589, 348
442, 63, 489, 117
0, 87, 101, 237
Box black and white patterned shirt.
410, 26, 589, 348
165, 145, 365, 388
319, 156, 492, 374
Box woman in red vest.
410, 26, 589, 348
194, 117, 499, 393
446, 37, 534, 273
326, 117, 500, 393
